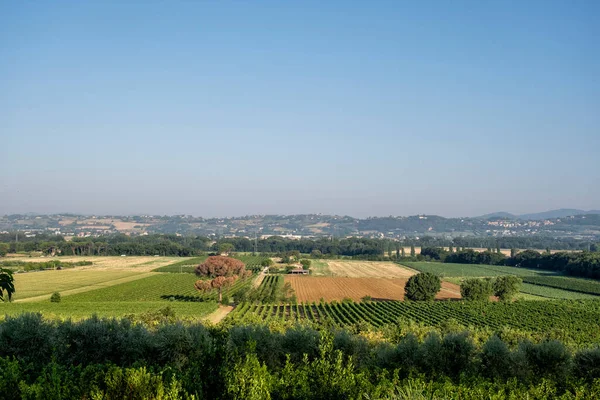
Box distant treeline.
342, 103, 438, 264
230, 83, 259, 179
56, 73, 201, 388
0, 232, 598, 258
420, 247, 600, 280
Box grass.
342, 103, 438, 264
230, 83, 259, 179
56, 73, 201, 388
0, 301, 217, 320
310, 259, 332, 276
12, 270, 148, 300
519, 283, 599, 300
401, 261, 600, 300
400, 261, 549, 278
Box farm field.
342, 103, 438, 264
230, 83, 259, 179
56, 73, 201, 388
325, 260, 416, 278
285, 276, 460, 302
11, 269, 152, 301
228, 299, 600, 346
1, 300, 217, 320
400, 261, 546, 278
402, 261, 600, 300
6, 256, 183, 271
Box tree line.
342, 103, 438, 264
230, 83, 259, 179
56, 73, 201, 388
420, 246, 600, 280
1, 231, 598, 259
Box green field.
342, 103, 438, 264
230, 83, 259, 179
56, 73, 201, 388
11, 269, 151, 300
0, 300, 217, 320
153, 254, 269, 273
63, 272, 255, 303
400, 261, 549, 278
401, 261, 600, 300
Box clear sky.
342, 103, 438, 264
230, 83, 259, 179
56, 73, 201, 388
1, 1, 598, 218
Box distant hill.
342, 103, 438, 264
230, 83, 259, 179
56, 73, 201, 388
518, 209, 600, 220
478, 212, 517, 220
479, 209, 600, 220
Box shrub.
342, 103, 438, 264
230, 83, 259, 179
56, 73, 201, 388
480, 335, 511, 380
404, 273, 441, 301
460, 278, 493, 301
493, 276, 522, 301
50, 292, 61, 303
299, 259, 311, 270
573, 347, 600, 381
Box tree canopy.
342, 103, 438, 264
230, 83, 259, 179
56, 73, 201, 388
194, 256, 250, 303
404, 272, 441, 301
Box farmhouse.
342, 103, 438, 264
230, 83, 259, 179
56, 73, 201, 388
288, 268, 308, 275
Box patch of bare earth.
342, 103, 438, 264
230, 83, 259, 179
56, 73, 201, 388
285, 276, 462, 302
204, 305, 234, 324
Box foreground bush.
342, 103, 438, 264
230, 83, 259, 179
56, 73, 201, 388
0, 314, 599, 399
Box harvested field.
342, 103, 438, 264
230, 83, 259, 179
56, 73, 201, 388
9, 256, 182, 271
285, 276, 461, 302
325, 260, 416, 278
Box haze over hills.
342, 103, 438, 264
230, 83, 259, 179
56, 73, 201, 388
478, 209, 600, 220
2, 210, 599, 241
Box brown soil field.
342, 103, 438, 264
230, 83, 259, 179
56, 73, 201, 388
325, 260, 416, 278
285, 276, 461, 302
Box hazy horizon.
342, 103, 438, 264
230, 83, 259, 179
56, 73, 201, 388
2, 1, 599, 218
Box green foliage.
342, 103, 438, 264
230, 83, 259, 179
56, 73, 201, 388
226, 352, 272, 400
50, 292, 61, 303
0, 243, 9, 257
573, 347, 600, 381
493, 276, 522, 301
299, 259, 311, 270
0, 268, 15, 301
460, 278, 494, 301
261, 258, 274, 267
1, 315, 600, 398
404, 272, 441, 301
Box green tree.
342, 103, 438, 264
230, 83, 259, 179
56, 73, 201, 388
404, 272, 441, 301
300, 259, 311, 270
410, 245, 415, 257
310, 249, 322, 259
0, 243, 9, 257
401, 247, 405, 257
0, 268, 15, 301
50, 292, 61, 303
510, 248, 517, 257
448, 245, 453, 253
493, 276, 522, 302
218, 243, 234, 255
496, 244, 501, 254
260, 259, 274, 267
460, 278, 493, 301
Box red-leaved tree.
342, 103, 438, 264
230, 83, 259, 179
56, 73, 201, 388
194, 256, 250, 303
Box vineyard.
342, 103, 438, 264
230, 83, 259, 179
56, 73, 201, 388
521, 275, 600, 296
227, 299, 600, 345
153, 254, 268, 273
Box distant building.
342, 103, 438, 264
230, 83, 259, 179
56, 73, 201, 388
289, 269, 308, 275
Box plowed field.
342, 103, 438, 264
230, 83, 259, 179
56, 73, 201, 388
285, 276, 461, 302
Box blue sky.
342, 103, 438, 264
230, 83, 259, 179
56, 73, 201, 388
1, 1, 598, 217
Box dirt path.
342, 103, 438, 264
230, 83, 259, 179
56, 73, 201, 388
203, 305, 234, 324
252, 267, 268, 288
14, 272, 157, 303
